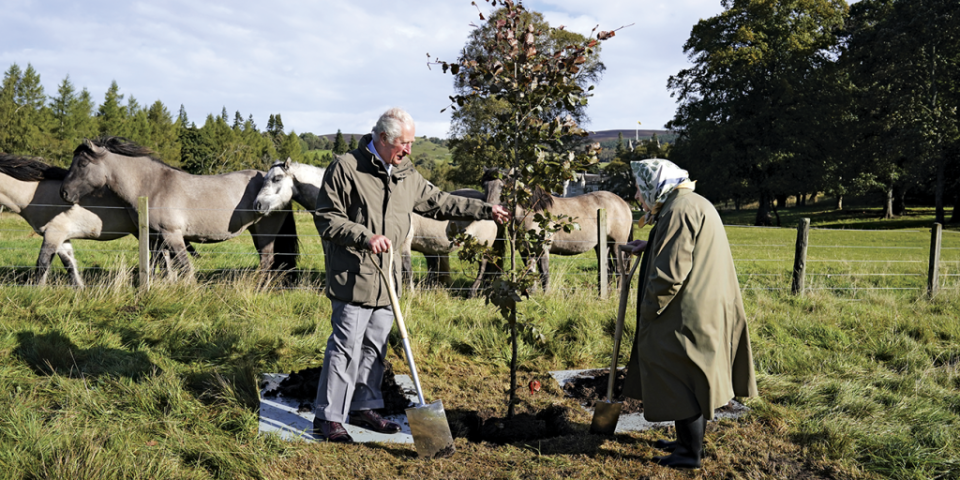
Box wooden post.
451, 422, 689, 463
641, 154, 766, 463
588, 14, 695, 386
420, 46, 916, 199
598, 208, 608, 298
928, 223, 942, 297
791, 218, 810, 295
138, 196, 150, 290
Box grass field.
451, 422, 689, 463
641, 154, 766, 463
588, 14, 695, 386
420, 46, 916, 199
1, 206, 959, 479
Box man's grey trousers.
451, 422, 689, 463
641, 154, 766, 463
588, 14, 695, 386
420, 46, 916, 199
314, 299, 394, 423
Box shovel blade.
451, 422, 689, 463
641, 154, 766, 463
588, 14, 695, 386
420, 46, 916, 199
590, 401, 622, 435
406, 400, 455, 459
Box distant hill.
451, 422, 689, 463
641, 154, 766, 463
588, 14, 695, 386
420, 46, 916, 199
318, 133, 367, 142
586, 129, 675, 143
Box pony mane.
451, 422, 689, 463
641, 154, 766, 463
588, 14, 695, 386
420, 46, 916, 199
527, 185, 555, 212
74, 136, 179, 170
0, 154, 68, 181
480, 168, 555, 212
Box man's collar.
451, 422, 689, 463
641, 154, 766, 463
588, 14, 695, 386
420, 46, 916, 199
367, 138, 392, 175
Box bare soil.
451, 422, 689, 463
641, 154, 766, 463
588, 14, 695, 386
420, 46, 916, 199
562, 368, 744, 416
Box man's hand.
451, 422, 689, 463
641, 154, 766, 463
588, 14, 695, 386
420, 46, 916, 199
626, 239, 648, 255
491, 204, 512, 224
368, 234, 392, 254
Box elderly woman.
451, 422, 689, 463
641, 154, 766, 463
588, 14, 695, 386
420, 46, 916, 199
622, 159, 757, 469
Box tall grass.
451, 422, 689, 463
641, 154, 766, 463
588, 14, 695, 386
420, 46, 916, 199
1, 209, 959, 478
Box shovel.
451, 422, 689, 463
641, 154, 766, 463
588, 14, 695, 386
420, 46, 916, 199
590, 244, 644, 435
373, 245, 456, 459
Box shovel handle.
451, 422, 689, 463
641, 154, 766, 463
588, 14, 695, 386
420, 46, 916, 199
606, 252, 643, 402
374, 245, 427, 406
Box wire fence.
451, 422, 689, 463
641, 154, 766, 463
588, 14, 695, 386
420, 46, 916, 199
1, 204, 958, 296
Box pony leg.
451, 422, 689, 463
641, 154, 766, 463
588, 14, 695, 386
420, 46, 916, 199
438, 254, 452, 286
35, 238, 61, 286
539, 251, 550, 293
469, 259, 487, 298
56, 241, 84, 287
160, 232, 193, 282
248, 223, 277, 273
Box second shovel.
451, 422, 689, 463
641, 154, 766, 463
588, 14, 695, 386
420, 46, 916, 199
590, 245, 643, 435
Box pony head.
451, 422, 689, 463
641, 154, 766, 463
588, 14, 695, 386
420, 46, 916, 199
254, 158, 295, 215
60, 139, 109, 204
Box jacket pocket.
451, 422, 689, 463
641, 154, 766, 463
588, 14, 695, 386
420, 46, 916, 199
327, 243, 367, 274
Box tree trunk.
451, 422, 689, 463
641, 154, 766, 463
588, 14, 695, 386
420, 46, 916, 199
893, 184, 907, 216
508, 312, 518, 419
884, 185, 895, 219
836, 194, 843, 210
951, 189, 960, 224
755, 192, 775, 226
734, 195, 742, 211
935, 158, 946, 224
775, 194, 788, 210
797, 192, 805, 207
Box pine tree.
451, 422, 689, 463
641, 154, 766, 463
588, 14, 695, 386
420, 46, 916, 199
98, 80, 127, 137
332, 129, 347, 154
615, 132, 626, 159
233, 111, 243, 130
348, 134, 358, 150
147, 100, 180, 165
0, 63, 52, 155
278, 131, 305, 163
178, 104, 189, 126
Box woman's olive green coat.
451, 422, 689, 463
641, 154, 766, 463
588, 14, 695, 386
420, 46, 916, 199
623, 189, 757, 421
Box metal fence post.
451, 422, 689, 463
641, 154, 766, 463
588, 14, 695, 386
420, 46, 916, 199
928, 223, 942, 297
138, 196, 150, 290
791, 218, 810, 295
598, 208, 608, 298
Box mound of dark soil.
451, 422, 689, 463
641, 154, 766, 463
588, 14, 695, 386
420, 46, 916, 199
562, 368, 742, 416
448, 404, 576, 444
562, 368, 645, 413
262, 360, 412, 416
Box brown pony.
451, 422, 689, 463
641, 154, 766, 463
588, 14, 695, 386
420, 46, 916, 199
482, 169, 633, 292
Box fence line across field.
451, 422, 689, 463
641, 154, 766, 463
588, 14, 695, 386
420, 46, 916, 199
2, 198, 958, 296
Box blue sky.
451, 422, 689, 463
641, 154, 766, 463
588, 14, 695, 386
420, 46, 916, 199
1, 0, 727, 138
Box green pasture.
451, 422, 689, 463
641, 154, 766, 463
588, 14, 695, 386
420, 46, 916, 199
0, 209, 959, 479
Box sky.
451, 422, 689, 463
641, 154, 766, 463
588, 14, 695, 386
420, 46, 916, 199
0, 0, 728, 138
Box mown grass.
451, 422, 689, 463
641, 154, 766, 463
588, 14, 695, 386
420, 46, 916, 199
1, 207, 959, 479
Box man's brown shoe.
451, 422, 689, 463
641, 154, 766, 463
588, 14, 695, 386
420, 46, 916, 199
312, 419, 354, 443
349, 409, 401, 434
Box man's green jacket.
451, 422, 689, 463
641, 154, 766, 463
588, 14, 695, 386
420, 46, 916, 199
314, 134, 494, 307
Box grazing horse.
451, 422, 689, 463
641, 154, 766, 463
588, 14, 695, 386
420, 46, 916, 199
253, 159, 496, 292
0, 154, 136, 286
60, 137, 298, 281
482, 169, 633, 292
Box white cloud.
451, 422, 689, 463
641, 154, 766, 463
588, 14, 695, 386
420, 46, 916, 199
0, 0, 726, 138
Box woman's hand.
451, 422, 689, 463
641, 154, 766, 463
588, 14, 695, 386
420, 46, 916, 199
626, 239, 648, 255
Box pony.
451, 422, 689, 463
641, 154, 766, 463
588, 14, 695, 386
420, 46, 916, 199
60, 137, 298, 281
400, 190, 497, 292
0, 153, 136, 286
482, 169, 633, 292
253, 158, 496, 293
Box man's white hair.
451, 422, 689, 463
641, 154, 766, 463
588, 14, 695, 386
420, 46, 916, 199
372, 107, 414, 144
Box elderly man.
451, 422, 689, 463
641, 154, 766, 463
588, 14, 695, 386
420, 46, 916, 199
311, 108, 510, 442
622, 159, 757, 469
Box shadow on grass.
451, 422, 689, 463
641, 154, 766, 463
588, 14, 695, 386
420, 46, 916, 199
14, 330, 158, 381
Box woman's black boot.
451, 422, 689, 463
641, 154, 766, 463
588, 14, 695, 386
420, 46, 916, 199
653, 414, 704, 469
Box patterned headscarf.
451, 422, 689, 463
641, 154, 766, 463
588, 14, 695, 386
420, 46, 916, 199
631, 159, 695, 225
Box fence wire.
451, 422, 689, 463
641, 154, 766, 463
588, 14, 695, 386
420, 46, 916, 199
2, 205, 958, 294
